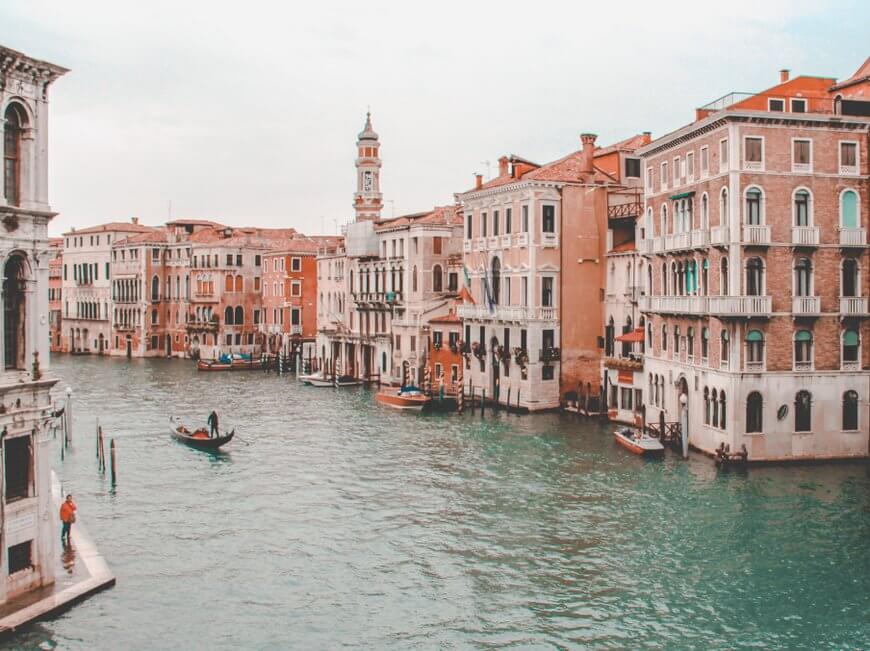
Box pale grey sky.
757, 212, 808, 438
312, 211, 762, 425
2, 0, 867, 236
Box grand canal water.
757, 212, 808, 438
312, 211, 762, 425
7, 355, 869, 649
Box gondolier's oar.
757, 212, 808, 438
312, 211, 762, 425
228, 430, 250, 446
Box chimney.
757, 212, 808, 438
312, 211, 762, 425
780, 69, 790, 83
131, 216, 139, 225
580, 133, 597, 174
642, 131, 652, 145
475, 173, 483, 190
498, 156, 509, 177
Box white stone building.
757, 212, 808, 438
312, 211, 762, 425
0, 44, 65, 602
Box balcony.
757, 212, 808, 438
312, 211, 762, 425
794, 361, 813, 372
708, 295, 772, 317
665, 232, 691, 251
840, 164, 859, 176
539, 347, 561, 363
744, 360, 765, 373
456, 304, 527, 322
839, 228, 866, 246
290, 324, 303, 336
842, 360, 860, 371
488, 236, 500, 249
537, 306, 557, 321
791, 226, 819, 247
541, 232, 559, 248
463, 240, 472, 253
638, 239, 654, 255
743, 225, 770, 246
840, 296, 869, 315
709, 226, 729, 247
513, 232, 529, 247
743, 159, 763, 171
474, 238, 486, 252
792, 162, 812, 174
605, 356, 643, 371
652, 236, 665, 254
500, 235, 512, 248
690, 229, 708, 248
792, 296, 820, 316
640, 295, 708, 315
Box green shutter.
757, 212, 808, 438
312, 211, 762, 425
841, 191, 858, 228
844, 330, 859, 346
746, 329, 763, 342
795, 330, 812, 342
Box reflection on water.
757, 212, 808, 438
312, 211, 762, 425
60, 543, 75, 576
6, 355, 868, 650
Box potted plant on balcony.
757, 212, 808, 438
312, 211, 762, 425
513, 347, 528, 368
472, 341, 486, 360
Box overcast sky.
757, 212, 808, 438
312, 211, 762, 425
2, 1, 868, 237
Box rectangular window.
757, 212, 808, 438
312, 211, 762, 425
625, 157, 641, 178
410, 336, 416, 352
291, 281, 301, 297
744, 137, 763, 167
505, 208, 512, 234
448, 272, 458, 292
542, 205, 555, 233
395, 334, 402, 351
620, 387, 633, 411
227, 254, 233, 266
433, 237, 442, 255
541, 277, 553, 307
521, 277, 528, 306
646, 166, 653, 190
660, 161, 668, 190
291, 257, 301, 272
790, 98, 807, 113
700, 146, 709, 176
686, 152, 695, 180
673, 156, 680, 185
521, 205, 529, 232
8, 541, 32, 575
840, 142, 858, 173
792, 139, 811, 171
5, 435, 31, 501
719, 139, 729, 170
492, 210, 499, 236
466, 214, 473, 239
254, 255, 261, 266
253, 309, 260, 325
542, 365, 554, 380
152, 248, 160, 261
236, 254, 243, 266
768, 98, 785, 112
105, 262, 109, 279
291, 308, 300, 325
254, 277, 260, 291
481, 213, 487, 237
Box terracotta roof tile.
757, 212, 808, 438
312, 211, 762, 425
63, 221, 155, 236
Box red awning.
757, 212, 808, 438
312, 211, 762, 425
615, 328, 644, 343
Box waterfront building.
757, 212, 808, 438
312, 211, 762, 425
316, 113, 463, 383
637, 63, 870, 461
260, 236, 340, 360
0, 44, 66, 602
109, 219, 218, 357
457, 134, 648, 411
61, 218, 152, 353
48, 238, 63, 352
427, 301, 464, 395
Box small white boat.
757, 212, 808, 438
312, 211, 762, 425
614, 427, 665, 457
300, 374, 333, 387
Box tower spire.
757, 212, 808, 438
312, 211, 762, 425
354, 111, 383, 221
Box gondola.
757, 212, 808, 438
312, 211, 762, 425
169, 417, 234, 450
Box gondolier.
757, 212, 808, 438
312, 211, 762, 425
207, 411, 219, 438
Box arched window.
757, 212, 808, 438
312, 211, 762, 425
3, 103, 26, 207
720, 187, 729, 225
746, 257, 764, 296
842, 259, 858, 297
175, 275, 180, 300
490, 258, 500, 304
185, 276, 190, 299
235, 306, 244, 325
661, 263, 668, 295
746, 391, 763, 433
703, 387, 710, 425
701, 258, 709, 296
687, 327, 695, 358
235, 275, 243, 292
795, 330, 813, 369
433, 264, 443, 293
412, 266, 418, 293
701, 327, 709, 360
224, 306, 234, 325
646, 322, 653, 349
661, 324, 668, 352
721, 330, 730, 365
673, 325, 681, 354
721, 258, 729, 295
660, 204, 668, 236
745, 187, 763, 225
151, 275, 160, 301
746, 329, 764, 368
843, 390, 859, 431
794, 189, 811, 226
646, 207, 654, 237
794, 258, 812, 297
719, 391, 727, 429
225, 274, 234, 292
382, 352, 387, 373
711, 389, 719, 427
606, 316, 615, 357
3, 255, 26, 369
795, 390, 812, 432
843, 329, 859, 367
701, 193, 709, 230
840, 190, 859, 228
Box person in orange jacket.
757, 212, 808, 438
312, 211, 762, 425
60, 494, 76, 545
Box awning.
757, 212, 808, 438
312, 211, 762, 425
669, 191, 696, 200
615, 328, 645, 343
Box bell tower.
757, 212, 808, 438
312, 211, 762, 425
353, 111, 383, 221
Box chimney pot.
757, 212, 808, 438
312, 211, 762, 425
131, 216, 139, 225
498, 156, 509, 177
475, 173, 483, 190
580, 133, 597, 174
780, 69, 790, 83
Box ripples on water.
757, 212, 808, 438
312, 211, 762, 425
8, 356, 869, 650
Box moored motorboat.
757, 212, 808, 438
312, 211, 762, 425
197, 356, 263, 372
614, 427, 664, 457
334, 375, 363, 387
375, 386, 431, 411
300, 373, 333, 387
169, 417, 234, 450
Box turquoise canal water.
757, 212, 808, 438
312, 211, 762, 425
7, 356, 869, 649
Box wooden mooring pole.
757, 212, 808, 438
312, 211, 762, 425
110, 439, 117, 485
